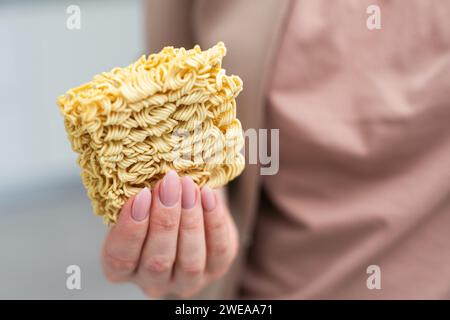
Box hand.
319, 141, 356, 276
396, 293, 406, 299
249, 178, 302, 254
101, 170, 239, 298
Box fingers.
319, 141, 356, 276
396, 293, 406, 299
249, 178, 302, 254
101, 172, 238, 298
101, 188, 151, 282
202, 186, 237, 278
137, 170, 182, 297
172, 176, 206, 296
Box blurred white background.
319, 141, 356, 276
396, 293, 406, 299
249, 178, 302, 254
0, 0, 147, 299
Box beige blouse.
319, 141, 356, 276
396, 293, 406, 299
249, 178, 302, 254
240, 0, 450, 299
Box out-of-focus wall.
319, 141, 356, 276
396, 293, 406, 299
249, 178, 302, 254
0, 0, 145, 194
0, 0, 147, 299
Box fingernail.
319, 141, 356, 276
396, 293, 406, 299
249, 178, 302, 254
159, 170, 181, 207
131, 187, 151, 221
201, 186, 216, 212
181, 176, 197, 209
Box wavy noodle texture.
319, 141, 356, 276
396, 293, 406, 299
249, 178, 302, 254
57, 42, 245, 224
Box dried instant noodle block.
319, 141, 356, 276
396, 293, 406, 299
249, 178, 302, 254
57, 42, 245, 224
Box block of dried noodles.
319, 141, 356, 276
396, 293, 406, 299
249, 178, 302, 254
57, 42, 245, 224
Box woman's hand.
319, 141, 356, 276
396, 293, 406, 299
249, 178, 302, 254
101, 170, 239, 298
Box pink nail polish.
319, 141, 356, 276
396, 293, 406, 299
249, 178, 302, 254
181, 176, 197, 209
201, 186, 216, 212
131, 187, 151, 221
159, 170, 181, 207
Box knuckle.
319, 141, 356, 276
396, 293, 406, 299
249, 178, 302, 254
142, 255, 174, 275
122, 226, 147, 243
180, 215, 203, 232
210, 242, 230, 257
208, 267, 228, 280
178, 262, 204, 277
207, 217, 227, 232
104, 251, 136, 273
151, 213, 179, 232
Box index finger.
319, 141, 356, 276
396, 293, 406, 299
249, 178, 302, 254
101, 188, 151, 282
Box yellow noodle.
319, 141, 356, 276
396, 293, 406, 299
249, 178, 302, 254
57, 42, 245, 224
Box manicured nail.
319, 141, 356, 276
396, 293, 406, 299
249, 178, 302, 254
131, 187, 151, 221
159, 170, 181, 207
201, 186, 216, 212
181, 176, 197, 209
